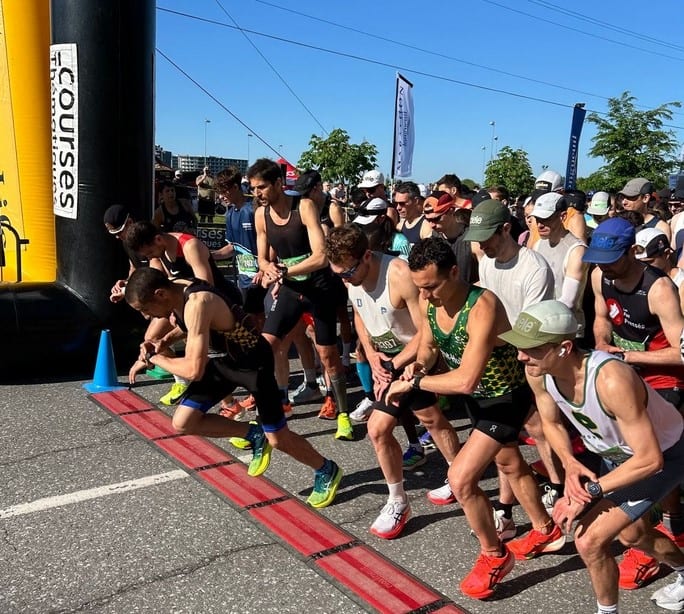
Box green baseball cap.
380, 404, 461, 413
462, 199, 510, 242
498, 300, 578, 349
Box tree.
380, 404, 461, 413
483, 146, 535, 198
585, 91, 681, 192
297, 128, 378, 188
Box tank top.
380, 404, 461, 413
158, 202, 197, 234
177, 280, 261, 362
601, 265, 684, 390
427, 286, 526, 398
544, 350, 683, 464
399, 216, 425, 247
162, 233, 242, 306
533, 232, 587, 336
347, 254, 416, 355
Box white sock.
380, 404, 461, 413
387, 481, 406, 503
596, 601, 618, 614
173, 376, 188, 385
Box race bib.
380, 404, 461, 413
612, 331, 646, 352
370, 330, 405, 355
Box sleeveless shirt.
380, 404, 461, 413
399, 216, 426, 247
544, 350, 683, 464
427, 286, 526, 398
347, 254, 416, 355
158, 202, 197, 234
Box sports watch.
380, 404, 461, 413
585, 480, 603, 499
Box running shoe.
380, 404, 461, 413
469, 508, 517, 541
427, 480, 456, 505
219, 400, 246, 421
370, 500, 411, 539
290, 381, 324, 405
247, 427, 272, 477
618, 548, 660, 590
654, 522, 684, 547
419, 430, 435, 450
541, 485, 560, 515
318, 396, 338, 420
402, 446, 427, 471
507, 523, 565, 560
334, 412, 353, 441
159, 382, 188, 406
228, 436, 252, 450
459, 547, 515, 599
282, 402, 293, 419
651, 574, 684, 612
306, 460, 343, 508
349, 397, 374, 422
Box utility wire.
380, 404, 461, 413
156, 7, 684, 130
213, 0, 329, 136
156, 47, 282, 158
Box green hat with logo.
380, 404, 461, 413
498, 300, 578, 349
462, 199, 510, 242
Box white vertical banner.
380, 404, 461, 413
392, 73, 414, 179
50, 43, 79, 219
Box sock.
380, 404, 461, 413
329, 372, 348, 414
342, 342, 352, 367
663, 512, 684, 536
388, 481, 406, 502
493, 501, 514, 519
316, 458, 333, 475
304, 368, 317, 385
596, 601, 618, 614
356, 360, 373, 394
279, 387, 289, 404
173, 375, 189, 384
245, 422, 262, 444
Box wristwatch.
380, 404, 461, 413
585, 480, 603, 499
412, 373, 425, 390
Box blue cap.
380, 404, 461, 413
583, 217, 635, 264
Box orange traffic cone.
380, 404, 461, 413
83, 329, 127, 392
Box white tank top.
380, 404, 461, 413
347, 253, 416, 355
544, 350, 683, 464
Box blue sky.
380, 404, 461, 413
155, 0, 684, 185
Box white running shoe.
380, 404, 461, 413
427, 480, 456, 505
470, 508, 517, 541
369, 500, 411, 539
651, 574, 684, 612
541, 484, 560, 515
349, 397, 374, 422
290, 381, 324, 405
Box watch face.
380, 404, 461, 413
587, 482, 602, 497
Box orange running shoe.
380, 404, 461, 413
654, 522, 684, 547
459, 547, 515, 599
239, 394, 256, 411
618, 548, 660, 590
507, 523, 566, 560
219, 400, 246, 421
318, 395, 337, 420
282, 402, 293, 419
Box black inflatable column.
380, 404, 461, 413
50, 0, 155, 324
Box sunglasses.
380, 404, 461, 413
334, 260, 361, 279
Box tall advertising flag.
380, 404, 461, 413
392, 73, 414, 179
564, 103, 586, 190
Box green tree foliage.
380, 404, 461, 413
297, 128, 378, 188
584, 91, 681, 192
483, 146, 535, 198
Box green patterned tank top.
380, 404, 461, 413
427, 286, 526, 398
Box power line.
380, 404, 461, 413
156, 7, 684, 131
156, 47, 282, 158
213, 0, 328, 136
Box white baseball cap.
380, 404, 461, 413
358, 170, 385, 188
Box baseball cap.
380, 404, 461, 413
587, 191, 611, 216
358, 170, 385, 188
354, 197, 388, 225
471, 188, 492, 208
564, 189, 587, 212
634, 228, 669, 260
462, 199, 510, 242
417, 183, 428, 198
534, 170, 563, 192
103, 204, 131, 234
531, 192, 567, 219
618, 178, 652, 198
498, 300, 578, 349
293, 170, 322, 196
582, 217, 636, 264
423, 191, 456, 216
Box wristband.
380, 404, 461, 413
380, 358, 402, 378
412, 373, 425, 390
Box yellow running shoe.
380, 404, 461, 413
228, 437, 252, 450
334, 412, 353, 441
159, 382, 188, 406
306, 461, 343, 508
247, 427, 272, 477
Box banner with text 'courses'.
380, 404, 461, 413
392, 73, 414, 179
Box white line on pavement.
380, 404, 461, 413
0, 469, 189, 519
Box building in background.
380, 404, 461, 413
155, 146, 248, 176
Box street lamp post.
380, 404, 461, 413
247, 133, 253, 167
489, 121, 496, 161
204, 118, 211, 167
481, 145, 487, 184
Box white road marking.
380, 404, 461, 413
0, 470, 189, 519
